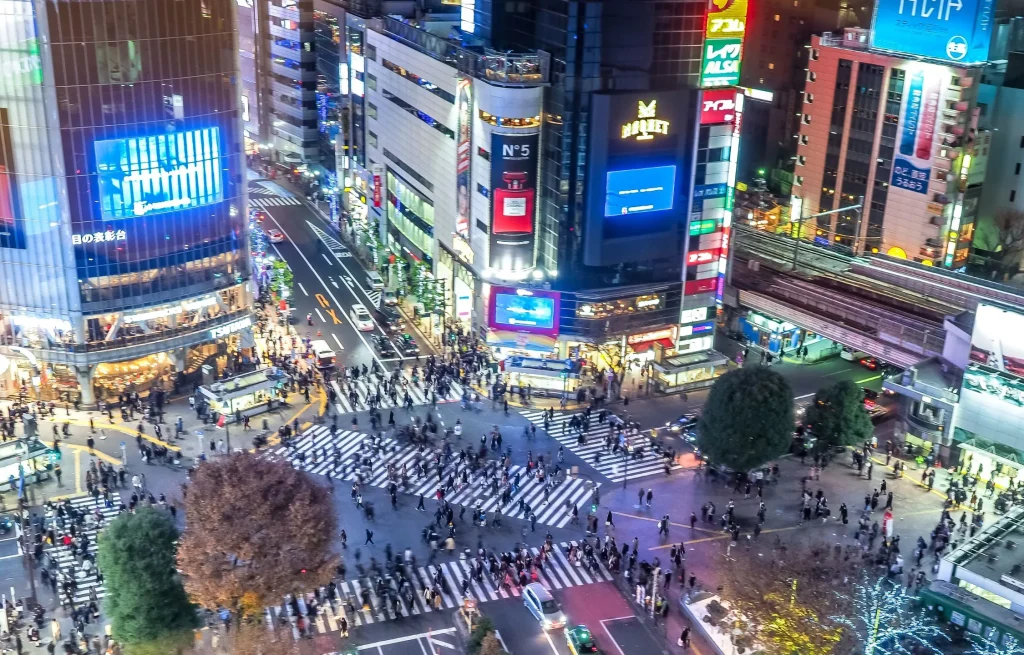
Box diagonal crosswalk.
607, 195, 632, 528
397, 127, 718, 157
265, 541, 613, 637
327, 371, 463, 414
261, 424, 597, 529
41, 495, 123, 606
519, 409, 680, 483
249, 196, 302, 208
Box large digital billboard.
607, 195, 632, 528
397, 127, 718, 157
0, 109, 24, 249
487, 286, 560, 337
94, 127, 224, 219
958, 304, 1024, 450
605, 166, 676, 216
455, 77, 472, 240
489, 132, 538, 274
871, 0, 994, 63
891, 63, 949, 196
700, 0, 749, 87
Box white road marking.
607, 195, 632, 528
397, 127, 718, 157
332, 333, 345, 351
264, 214, 387, 369
330, 278, 339, 288
543, 628, 561, 654
315, 308, 326, 323
297, 282, 308, 296
598, 617, 635, 655
321, 253, 333, 266
355, 628, 457, 650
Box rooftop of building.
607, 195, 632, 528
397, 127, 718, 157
947, 506, 1024, 587
815, 27, 987, 69
912, 356, 964, 397
371, 14, 549, 85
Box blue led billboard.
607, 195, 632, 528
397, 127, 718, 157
494, 293, 555, 331
871, 0, 995, 63
94, 127, 224, 219
604, 166, 676, 217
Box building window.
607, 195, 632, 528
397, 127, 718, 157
382, 59, 455, 103
1012, 190, 1017, 202
800, 134, 809, 145
1017, 163, 1021, 175
808, 71, 817, 82
477, 147, 490, 161
805, 93, 813, 104
368, 102, 377, 119
478, 110, 541, 128
811, 48, 819, 60
367, 73, 377, 91
368, 131, 377, 149
795, 175, 804, 186
802, 113, 811, 125
797, 155, 806, 166
768, 63, 775, 70
1020, 135, 1024, 148
382, 148, 434, 192
366, 44, 377, 61
476, 219, 488, 233
477, 183, 488, 198
382, 90, 455, 139
774, 14, 780, 20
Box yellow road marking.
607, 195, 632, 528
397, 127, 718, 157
52, 418, 180, 452
62, 442, 121, 466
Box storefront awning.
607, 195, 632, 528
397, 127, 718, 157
629, 338, 674, 353
486, 330, 557, 353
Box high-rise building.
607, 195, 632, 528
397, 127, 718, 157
0, 0, 252, 405
266, 0, 320, 163
793, 28, 988, 267
333, 0, 744, 393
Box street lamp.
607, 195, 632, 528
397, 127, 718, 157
790, 198, 863, 270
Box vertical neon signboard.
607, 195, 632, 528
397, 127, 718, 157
700, 0, 749, 87
455, 77, 473, 240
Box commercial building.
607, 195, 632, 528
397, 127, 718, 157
0, 0, 252, 405
335, 0, 747, 392
793, 26, 989, 268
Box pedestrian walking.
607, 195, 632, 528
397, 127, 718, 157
364, 529, 374, 545
646, 488, 653, 508
678, 627, 691, 648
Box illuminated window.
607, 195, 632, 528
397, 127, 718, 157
795, 176, 804, 186
774, 14, 780, 20
768, 63, 775, 70
477, 110, 541, 128
800, 134, 809, 145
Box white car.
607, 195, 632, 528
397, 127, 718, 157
350, 303, 374, 331
266, 228, 285, 243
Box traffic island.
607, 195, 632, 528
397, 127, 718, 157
680, 591, 766, 655
454, 599, 509, 654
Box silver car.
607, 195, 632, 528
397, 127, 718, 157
523, 583, 566, 630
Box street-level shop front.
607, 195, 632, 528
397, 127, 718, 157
498, 356, 581, 398
198, 367, 291, 423
739, 310, 840, 361
651, 350, 729, 393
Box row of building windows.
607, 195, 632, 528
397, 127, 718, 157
477, 110, 541, 128
381, 59, 455, 103
381, 148, 434, 192
381, 89, 455, 139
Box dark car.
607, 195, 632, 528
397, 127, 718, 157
375, 306, 404, 335
859, 356, 879, 370
372, 334, 397, 357
666, 412, 699, 433
397, 334, 420, 356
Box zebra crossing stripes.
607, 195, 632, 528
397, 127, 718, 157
265, 542, 613, 634
249, 196, 302, 208
262, 424, 597, 528
520, 409, 680, 483
328, 373, 464, 414
42, 495, 122, 605
365, 290, 382, 307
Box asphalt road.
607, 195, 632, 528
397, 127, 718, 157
254, 188, 427, 375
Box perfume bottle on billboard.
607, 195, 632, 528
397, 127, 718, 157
490, 171, 535, 271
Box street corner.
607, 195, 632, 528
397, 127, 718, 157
598, 615, 667, 655
348, 626, 464, 654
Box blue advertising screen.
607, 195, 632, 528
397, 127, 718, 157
494, 293, 556, 331
95, 127, 224, 219
604, 166, 676, 217
871, 0, 994, 63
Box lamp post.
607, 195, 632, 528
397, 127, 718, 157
790, 201, 863, 270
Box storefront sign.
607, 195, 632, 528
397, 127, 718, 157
680, 306, 709, 324
700, 89, 737, 124
635, 295, 662, 309
372, 164, 383, 208
620, 100, 670, 142
693, 182, 729, 199
685, 278, 717, 295
687, 248, 721, 265
123, 295, 219, 323
700, 0, 749, 88
209, 317, 252, 340
678, 322, 714, 338
627, 327, 677, 345
71, 229, 127, 245
575, 293, 665, 319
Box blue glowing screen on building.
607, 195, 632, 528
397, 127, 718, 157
94, 127, 224, 219
494, 293, 556, 331
604, 165, 676, 217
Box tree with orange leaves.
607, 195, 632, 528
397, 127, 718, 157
177, 452, 338, 618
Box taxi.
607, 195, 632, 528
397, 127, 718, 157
566, 625, 599, 654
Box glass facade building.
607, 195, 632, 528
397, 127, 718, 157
0, 0, 251, 405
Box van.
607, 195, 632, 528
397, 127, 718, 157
310, 340, 336, 368
365, 271, 384, 291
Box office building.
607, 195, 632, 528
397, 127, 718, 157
0, 0, 252, 405
330, 0, 751, 394
793, 28, 988, 268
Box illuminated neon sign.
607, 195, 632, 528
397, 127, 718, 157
700, 0, 750, 87
94, 127, 224, 219
620, 100, 670, 141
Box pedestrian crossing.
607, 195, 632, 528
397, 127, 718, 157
261, 424, 597, 528
264, 541, 613, 637
41, 494, 122, 606
520, 409, 681, 483
250, 196, 302, 208
365, 290, 382, 307
327, 371, 464, 414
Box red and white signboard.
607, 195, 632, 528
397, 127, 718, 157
700, 89, 737, 125
372, 164, 383, 208
687, 248, 721, 265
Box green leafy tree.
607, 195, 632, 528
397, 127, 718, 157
803, 379, 874, 454
270, 259, 294, 297
697, 366, 794, 471
97, 508, 197, 651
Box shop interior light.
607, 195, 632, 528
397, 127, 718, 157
532, 270, 544, 280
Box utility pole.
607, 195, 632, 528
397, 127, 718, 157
791, 202, 863, 270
